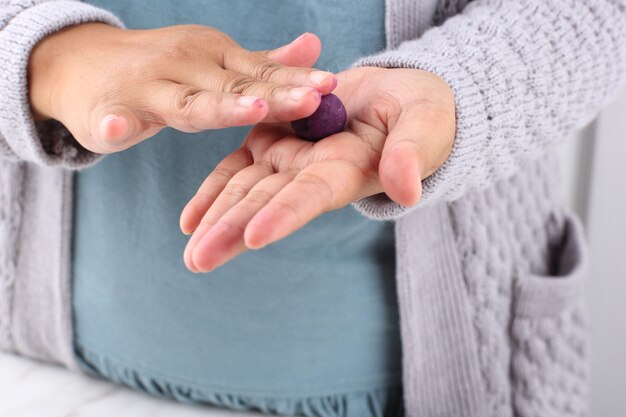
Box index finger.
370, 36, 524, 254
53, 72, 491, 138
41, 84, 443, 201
179, 147, 252, 234
223, 46, 338, 95
243, 157, 370, 250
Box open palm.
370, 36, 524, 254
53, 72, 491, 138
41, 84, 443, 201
180, 66, 455, 272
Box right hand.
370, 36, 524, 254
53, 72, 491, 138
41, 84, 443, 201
28, 23, 336, 154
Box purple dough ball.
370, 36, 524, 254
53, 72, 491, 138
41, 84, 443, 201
291, 93, 347, 142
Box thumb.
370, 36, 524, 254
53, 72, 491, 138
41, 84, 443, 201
265, 32, 322, 68
90, 104, 165, 154
378, 111, 426, 207
91, 106, 144, 153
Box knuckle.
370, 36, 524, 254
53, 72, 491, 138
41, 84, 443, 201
378, 90, 402, 110
294, 172, 334, 207
173, 87, 203, 124
211, 165, 237, 182
199, 218, 217, 228
174, 87, 201, 111
405, 98, 439, 123
374, 91, 403, 124
251, 61, 282, 81
221, 74, 257, 95
245, 189, 275, 205
272, 199, 302, 223
221, 45, 249, 68
216, 219, 245, 233
264, 84, 282, 99
221, 182, 249, 201
187, 194, 210, 215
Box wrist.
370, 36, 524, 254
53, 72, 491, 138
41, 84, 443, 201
27, 23, 122, 122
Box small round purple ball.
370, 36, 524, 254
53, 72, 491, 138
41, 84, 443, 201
291, 93, 347, 142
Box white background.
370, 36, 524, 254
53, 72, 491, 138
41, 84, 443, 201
559, 91, 626, 417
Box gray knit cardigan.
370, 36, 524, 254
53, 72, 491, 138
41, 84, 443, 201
1, 0, 625, 416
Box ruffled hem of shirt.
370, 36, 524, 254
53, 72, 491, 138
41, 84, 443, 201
76, 346, 404, 417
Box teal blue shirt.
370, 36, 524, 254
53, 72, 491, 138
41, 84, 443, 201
72, 1, 402, 416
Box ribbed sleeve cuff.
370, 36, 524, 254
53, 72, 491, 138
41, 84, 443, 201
0, 0, 123, 168
349, 43, 488, 221
350, 0, 626, 221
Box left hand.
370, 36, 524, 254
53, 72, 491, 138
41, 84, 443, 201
180, 66, 456, 272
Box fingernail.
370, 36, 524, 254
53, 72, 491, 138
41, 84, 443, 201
237, 96, 265, 108
289, 87, 319, 101
308, 71, 335, 87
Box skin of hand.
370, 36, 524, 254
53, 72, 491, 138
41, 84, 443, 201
28, 23, 337, 154
180, 66, 456, 273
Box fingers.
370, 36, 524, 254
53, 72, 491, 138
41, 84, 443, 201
178, 68, 324, 123
244, 124, 314, 167
152, 82, 271, 131
378, 106, 426, 207
225, 33, 336, 94
180, 125, 287, 236
265, 32, 322, 68
378, 105, 455, 207
184, 154, 368, 273
244, 158, 368, 250
91, 106, 162, 153
378, 136, 423, 208
183, 162, 276, 272
179, 148, 253, 235
226, 50, 337, 94
195, 162, 275, 228
189, 172, 296, 273
173, 32, 334, 123
92, 82, 269, 152
182, 129, 378, 272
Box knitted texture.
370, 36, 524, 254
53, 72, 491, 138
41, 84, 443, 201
433, 0, 473, 25
0, 160, 23, 353
0, 0, 623, 416
387, 152, 590, 417
446, 153, 589, 417
352, 0, 626, 220
349, 0, 623, 415
0, 0, 123, 166
511, 306, 589, 416
0, 0, 123, 368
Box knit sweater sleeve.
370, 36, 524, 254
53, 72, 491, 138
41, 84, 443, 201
0, 0, 123, 168
351, 0, 626, 220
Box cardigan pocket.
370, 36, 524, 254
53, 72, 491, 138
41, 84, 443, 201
510, 212, 590, 417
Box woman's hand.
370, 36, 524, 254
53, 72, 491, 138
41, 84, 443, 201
28, 23, 336, 154
180, 66, 456, 272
